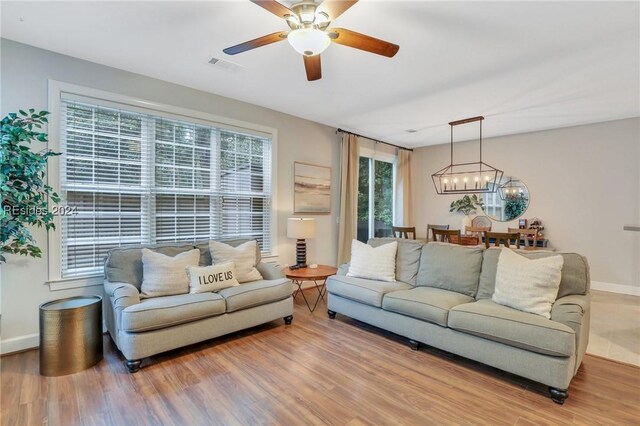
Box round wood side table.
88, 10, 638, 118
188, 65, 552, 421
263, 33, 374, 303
285, 265, 337, 312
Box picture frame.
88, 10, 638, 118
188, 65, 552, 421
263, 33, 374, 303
294, 161, 331, 214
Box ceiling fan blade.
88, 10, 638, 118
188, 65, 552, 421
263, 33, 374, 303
303, 55, 322, 81
329, 28, 399, 58
250, 0, 293, 19
223, 31, 288, 55
318, 0, 358, 21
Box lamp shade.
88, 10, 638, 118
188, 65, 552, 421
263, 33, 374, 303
287, 218, 316, 239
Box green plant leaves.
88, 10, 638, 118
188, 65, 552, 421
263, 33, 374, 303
1, 110, 60, 263
449, 194, 484, 215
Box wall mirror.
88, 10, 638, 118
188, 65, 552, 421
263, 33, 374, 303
481, 176, 530, 222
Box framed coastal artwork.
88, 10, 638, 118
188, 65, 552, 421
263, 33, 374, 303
294, 162, 331, 214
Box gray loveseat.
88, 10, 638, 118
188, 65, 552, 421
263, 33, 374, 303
103, 240, 293, 373
326, 239, 590, 404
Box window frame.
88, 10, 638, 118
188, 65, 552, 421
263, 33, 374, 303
46, 80, 278, 290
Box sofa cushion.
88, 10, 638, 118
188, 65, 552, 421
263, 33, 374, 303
448, 299, 576, 357
348, 240, 397, 282
195, 239, 261, 267
382, 287, 475, 326
368, 238, 424, 285
493, 248, 564, 319
326, 275, 412, 308
105, 244, 195, 290
416, 243, 483, 297
121, 292, 226, 332
477, 248, 590, 300
218, 278, 292, 312
140, 248, 200, 298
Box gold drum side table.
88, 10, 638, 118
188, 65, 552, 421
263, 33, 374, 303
39, 295, 103, 376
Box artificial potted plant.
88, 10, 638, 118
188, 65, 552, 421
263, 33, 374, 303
1, 110, 60, 263
449, 194, 484, 230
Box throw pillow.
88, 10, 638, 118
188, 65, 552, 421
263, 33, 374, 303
187, 262, 240, 293
209, 240, 263, 283
140, 248, 200, 298
347, 239, 397, 282
492, 248, 564, 319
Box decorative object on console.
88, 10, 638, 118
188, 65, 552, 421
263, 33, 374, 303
519, 218, 528, 229
140, 248, 200, 298
287, 217, 316, 268
492, 248, 564, 319
471, 215, 492, 228
449, 194, 484, 229
431, 116, 503, 195
209, 240, 263, 283
347, 239, 397, 282
528, 217, 545, 238
187, 262, 239, 294
223, 0, 399, 81
294, 161, 331, 214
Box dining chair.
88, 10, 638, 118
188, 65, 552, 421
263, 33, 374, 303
427, 224, 449, 241
484, 231, 521, 249
508, 228, 539, 249
392, 226, 416, 240
432, 228, 461, 243
465, 226, 490, 238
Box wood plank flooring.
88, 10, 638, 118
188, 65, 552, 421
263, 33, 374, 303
2, 293, 640, 425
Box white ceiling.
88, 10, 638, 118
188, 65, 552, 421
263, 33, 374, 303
2, 1, 639, 147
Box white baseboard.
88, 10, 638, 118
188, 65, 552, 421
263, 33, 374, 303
591, 281, 640, 296
1, 333, 39, 355
1, 322, 108, 355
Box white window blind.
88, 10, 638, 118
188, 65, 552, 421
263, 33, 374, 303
60, 99, 272, 278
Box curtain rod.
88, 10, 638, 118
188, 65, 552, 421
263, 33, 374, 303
336, 128, 413, 152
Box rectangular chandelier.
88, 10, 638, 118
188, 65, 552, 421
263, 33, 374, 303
431, 116, 503, 195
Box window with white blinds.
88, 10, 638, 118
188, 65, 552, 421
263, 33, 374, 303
60, 99, 272, 278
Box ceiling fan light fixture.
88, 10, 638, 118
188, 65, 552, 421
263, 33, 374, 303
287, 28, 331, 56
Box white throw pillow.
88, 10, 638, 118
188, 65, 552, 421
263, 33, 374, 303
209, 240, 263, 283
492, 248, 564, 319
187, 262, 240, 293
347, 239, 397, 282
140, 248, 200, 298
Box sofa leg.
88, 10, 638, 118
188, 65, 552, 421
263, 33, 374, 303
284, 315, 293, 325
126, 359, 142, 373
409, 340, 420, 351
549, 387, 568, 404
328, 310, 336, 319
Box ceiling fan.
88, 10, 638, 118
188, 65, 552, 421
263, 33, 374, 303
223, 0, 399, 81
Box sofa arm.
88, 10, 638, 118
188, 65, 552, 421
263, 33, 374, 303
104, 280, 141, 309
337, 263, 349, 276
551, 294, 591, 373
257, 262, 286, 280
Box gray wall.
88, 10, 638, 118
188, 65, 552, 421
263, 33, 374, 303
412, 118, 640, 292
0, 39, 341, 351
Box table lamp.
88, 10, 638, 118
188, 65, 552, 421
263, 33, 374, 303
287, 218, 316, 268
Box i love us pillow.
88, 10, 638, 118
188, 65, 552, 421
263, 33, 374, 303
186, 262, 240, 293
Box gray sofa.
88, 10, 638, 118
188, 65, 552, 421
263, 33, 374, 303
326, 239, 591, 404
103, 240, 293, 373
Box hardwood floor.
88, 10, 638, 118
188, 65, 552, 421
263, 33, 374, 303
2, 293, 640, 425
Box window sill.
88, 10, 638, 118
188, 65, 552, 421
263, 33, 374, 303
47, 275, 104, 291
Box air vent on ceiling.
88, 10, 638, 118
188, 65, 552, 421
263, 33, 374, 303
405, 129, 418, 133
208, 57, 244, 73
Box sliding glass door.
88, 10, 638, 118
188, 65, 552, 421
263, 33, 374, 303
357, 157, 394, 242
